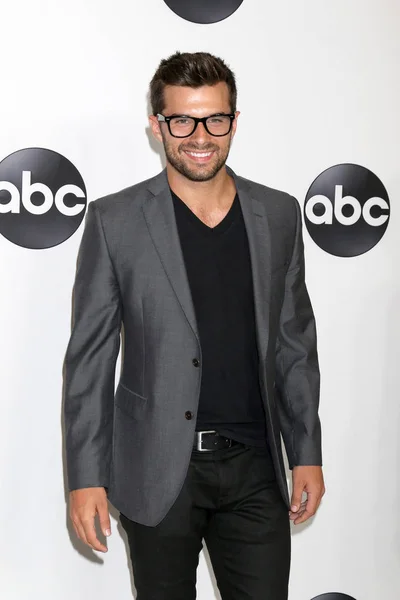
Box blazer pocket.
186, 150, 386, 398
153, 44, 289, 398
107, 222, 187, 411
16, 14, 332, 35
114, 381, 148, 421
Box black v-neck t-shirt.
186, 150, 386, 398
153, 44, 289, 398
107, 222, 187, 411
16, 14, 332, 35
171, 188, 268, 447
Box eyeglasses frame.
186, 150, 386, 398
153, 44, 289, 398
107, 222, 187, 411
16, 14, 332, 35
156, 112, 236, 138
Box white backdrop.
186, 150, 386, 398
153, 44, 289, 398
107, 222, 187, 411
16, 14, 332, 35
1, 1, 399, 599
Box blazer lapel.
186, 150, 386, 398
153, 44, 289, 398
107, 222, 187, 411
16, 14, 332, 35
142, 166, 272, 362
228, 167, 272, 363
142, 169, 201, 345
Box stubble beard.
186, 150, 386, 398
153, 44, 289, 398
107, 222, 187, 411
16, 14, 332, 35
163, 135, 232, 182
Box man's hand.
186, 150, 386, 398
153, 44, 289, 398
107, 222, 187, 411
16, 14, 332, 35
289, 466, 325, 525
69, 487, 111, 552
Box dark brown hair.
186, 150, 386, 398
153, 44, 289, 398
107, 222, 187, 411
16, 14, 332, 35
149, 51, 237, 115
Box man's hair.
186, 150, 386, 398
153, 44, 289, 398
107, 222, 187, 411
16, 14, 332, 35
149, 51, 237, 115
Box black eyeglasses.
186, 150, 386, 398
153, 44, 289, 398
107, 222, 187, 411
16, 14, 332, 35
157, 113, 235, 138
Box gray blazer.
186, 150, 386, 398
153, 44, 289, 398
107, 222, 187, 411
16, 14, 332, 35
63, 166, 322, 527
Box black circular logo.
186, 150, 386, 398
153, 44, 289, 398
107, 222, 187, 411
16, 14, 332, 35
0, 148, 87, 249
164, 0, 243, 24
304, 163, 390, 257
311, 594, 356, 600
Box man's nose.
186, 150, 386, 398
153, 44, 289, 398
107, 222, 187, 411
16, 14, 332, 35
190, 121, 209, 144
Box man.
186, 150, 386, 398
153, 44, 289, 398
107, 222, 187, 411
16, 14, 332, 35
64, 51, 325, 599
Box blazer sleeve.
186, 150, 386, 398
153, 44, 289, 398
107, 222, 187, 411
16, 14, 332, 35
274, 196, 322, 469
63, 201, 122, 491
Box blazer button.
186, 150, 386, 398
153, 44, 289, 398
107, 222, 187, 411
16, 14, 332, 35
192, 358, 200, 367
185, 411, 193, 420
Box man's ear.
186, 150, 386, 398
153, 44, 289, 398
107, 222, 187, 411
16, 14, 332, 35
231, 111, 240, 139
148, 115, 163, 143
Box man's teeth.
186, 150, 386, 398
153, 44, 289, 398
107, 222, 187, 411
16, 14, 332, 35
187, 151, 212, 157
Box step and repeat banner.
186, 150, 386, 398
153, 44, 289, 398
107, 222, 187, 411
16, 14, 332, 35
0, 1, 398, 599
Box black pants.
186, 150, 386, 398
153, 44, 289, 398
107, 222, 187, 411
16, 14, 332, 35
120, 441, 291, 599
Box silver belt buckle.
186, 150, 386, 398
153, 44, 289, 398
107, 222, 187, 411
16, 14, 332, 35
197, 429, 217, 451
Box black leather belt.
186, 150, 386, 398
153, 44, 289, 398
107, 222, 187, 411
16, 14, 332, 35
193, 430, 240, 452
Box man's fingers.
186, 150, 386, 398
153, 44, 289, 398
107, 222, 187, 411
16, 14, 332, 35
74, 520, 90, 547
289, 501, 306, 520
71, 521, 80, 540
82, 518, 108, 552
97, 502, 111, 537
290, 484, 305, 512
75, 519, 101, 552
305, 491, 320, 515
293, 508, 314, 525
292, 493, 320, 524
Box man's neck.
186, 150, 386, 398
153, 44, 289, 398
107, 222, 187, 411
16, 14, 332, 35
166, 163, 236, 209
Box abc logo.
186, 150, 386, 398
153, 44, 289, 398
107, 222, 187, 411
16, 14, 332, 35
0, 147, 87, 249
311, 594, 356, 600
304, 164, 390, 257
163, 0, 243, 24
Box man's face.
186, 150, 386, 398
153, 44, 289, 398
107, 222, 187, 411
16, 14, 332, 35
149, 82, 239, 182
